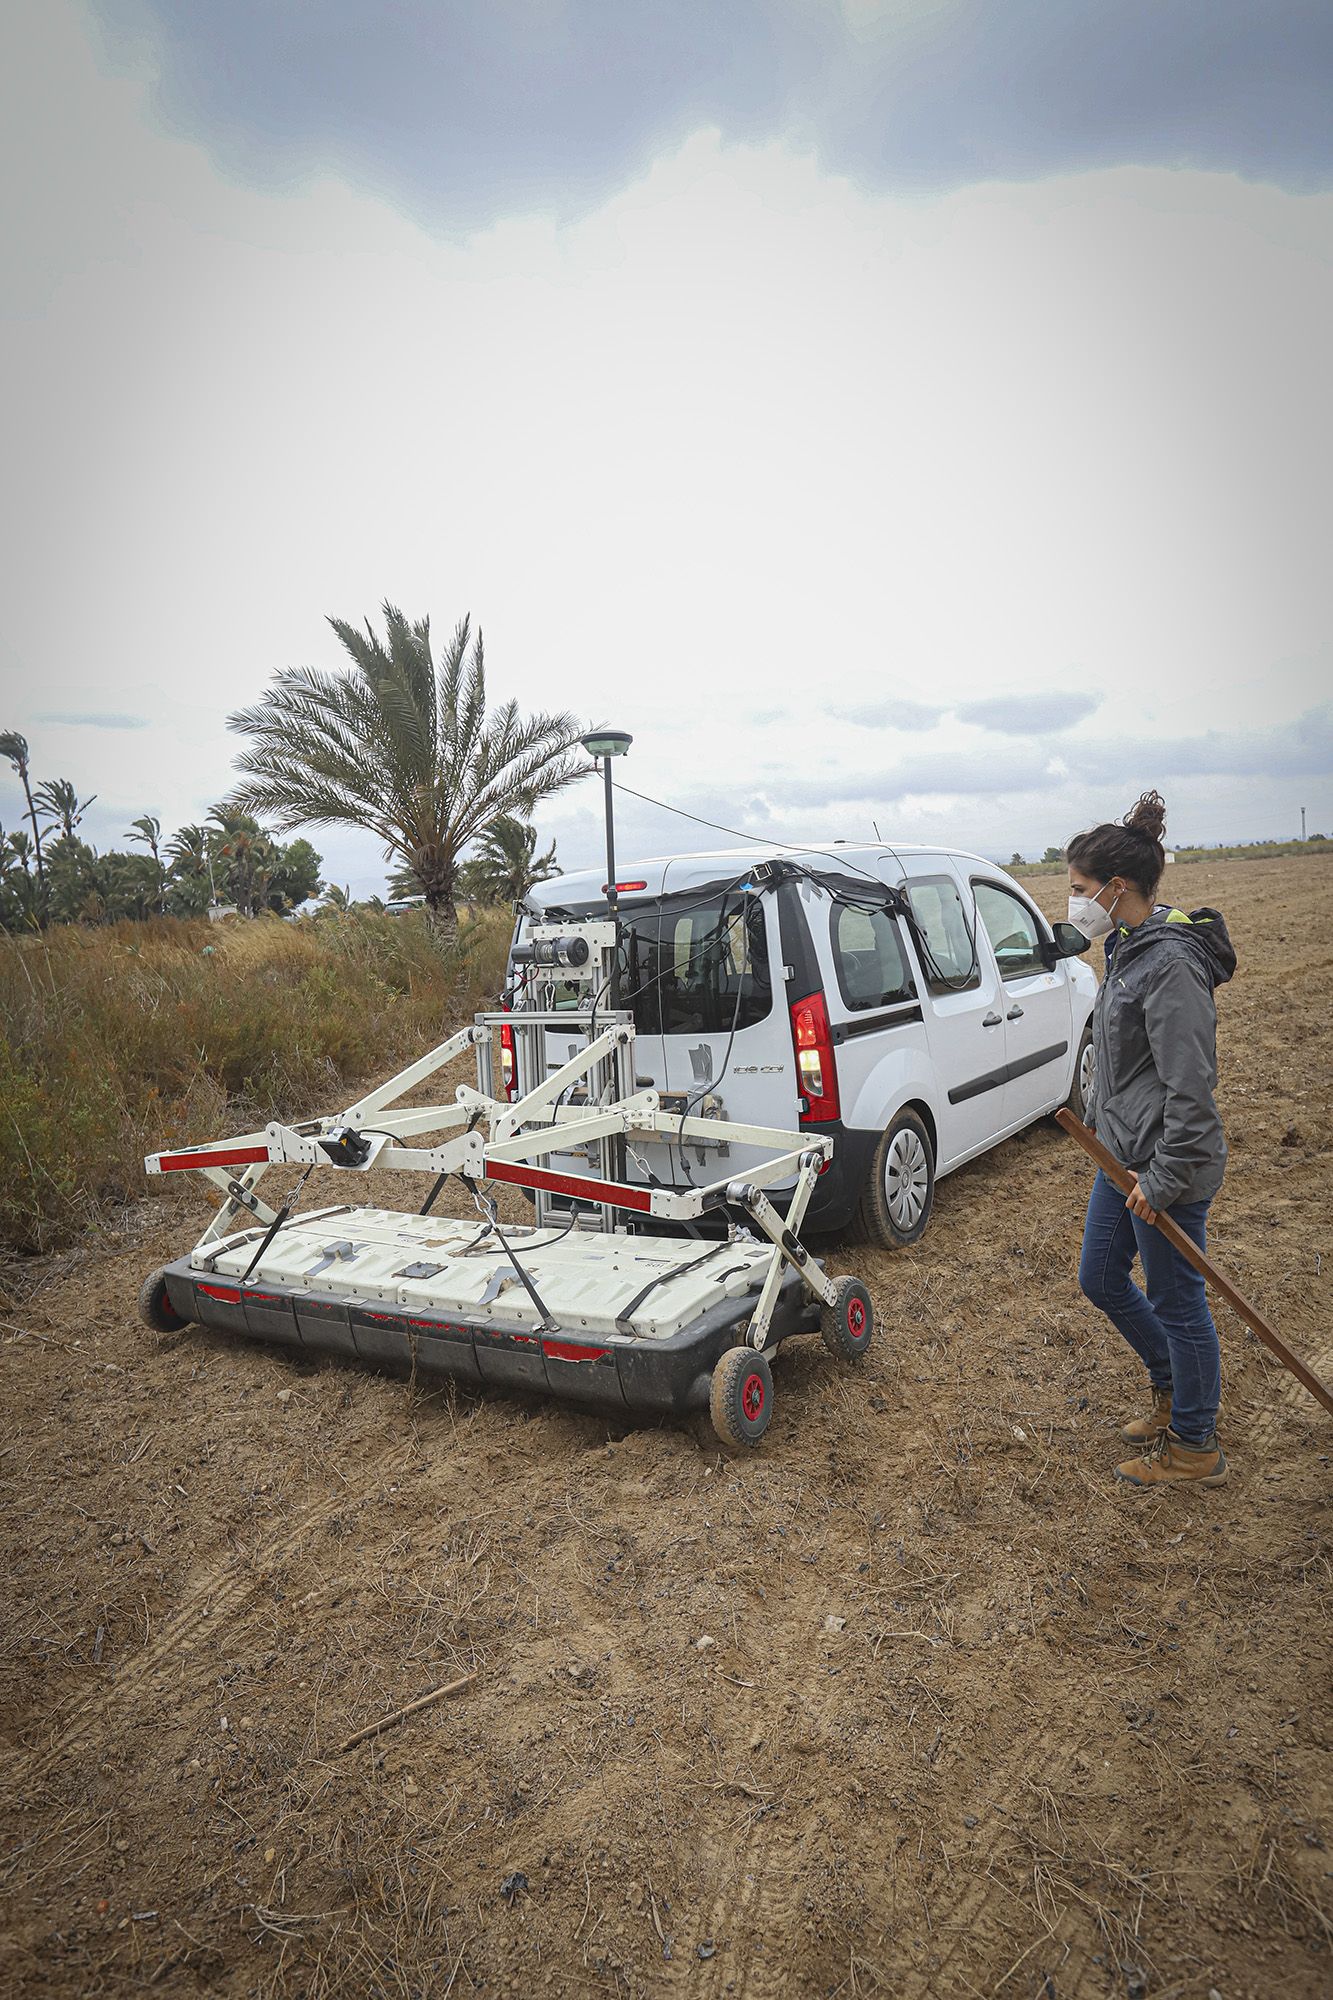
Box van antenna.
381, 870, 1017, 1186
872, 820, 882, 841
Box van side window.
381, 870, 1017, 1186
972, 880, 1046, 980
904, 875, 981, 994
830, 904, 916, 1011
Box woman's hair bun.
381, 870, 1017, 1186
1123, 789, 1166, 846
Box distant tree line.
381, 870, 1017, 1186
2, 725, 563, 932
0, 730, 322, 931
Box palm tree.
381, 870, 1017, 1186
208, 806, 277, 918
462, 814, 560, 907
6, 829, 34, 881
387, 862, 426, 900
166, 822, 219, 913
126, 813, 166, 913
36, 778, 97, 841
0, 732, 45, 888
226, 604, 585, 940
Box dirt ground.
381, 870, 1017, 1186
2, 855, 1330, 2000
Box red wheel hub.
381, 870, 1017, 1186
847, 1296, 867, 1337
742, 1373, 765, 1421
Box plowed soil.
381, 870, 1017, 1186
2, 856, 1330, 2000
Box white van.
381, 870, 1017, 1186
511, 843, 1096, 1248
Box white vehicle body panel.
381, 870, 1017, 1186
523, 839, 1095, 1220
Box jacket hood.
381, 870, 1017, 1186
1107, 905, 1237, 988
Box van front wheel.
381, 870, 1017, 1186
849, 1110, 934, 1250
1063, 1023, 1095, 1123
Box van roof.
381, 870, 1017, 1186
528, 840, 1009, 909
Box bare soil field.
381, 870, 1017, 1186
2, 855, 1330, 2000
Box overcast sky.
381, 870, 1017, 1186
2, 0, 1331, 895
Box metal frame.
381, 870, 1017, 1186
145, 928, 839, 1342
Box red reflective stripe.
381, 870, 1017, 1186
484, 1160, 653, 1213
157, 1145, 269, 1172
543, 1338, 609, 1363
198, 1283, 242, 1303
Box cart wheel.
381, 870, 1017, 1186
710, 1345, 773, 1448
820, 1275, 874, 1362
138, 1266, 190, 1333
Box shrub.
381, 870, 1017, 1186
0, 908, 511, 1255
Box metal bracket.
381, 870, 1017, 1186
725, 1154, 837, 1347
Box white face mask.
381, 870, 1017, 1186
1067, 883, 1122, 942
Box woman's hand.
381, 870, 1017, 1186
1125, 1172, 1157, 1224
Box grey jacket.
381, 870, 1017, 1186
1086, 905, 1236, 1212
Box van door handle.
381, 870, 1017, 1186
1006, 1005, 1024, 1020
982, 1012, 1003, 1027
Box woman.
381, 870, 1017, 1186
1066, 791, 1236, 1487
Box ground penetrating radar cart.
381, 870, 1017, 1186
139, 919, 875, 1446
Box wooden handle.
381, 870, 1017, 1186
1055, 1108, 1332, 1419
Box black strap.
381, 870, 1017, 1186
240, 1164, 313, 1283
486, 1214, 558, 1329
614, 1238, 734, 1334
419, 1171, 449, 1216
419, 1113, 482, 1216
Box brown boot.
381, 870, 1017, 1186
1120, 1386, 1174, 1445
1116, 1428, 1229, 1489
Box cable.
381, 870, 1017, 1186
607, 775, 985, 991
674, 888, 753, 1184
609, 779, 899, 894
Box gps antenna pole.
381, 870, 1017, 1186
1055, 1108, 1333, 1418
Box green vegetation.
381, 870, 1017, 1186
0, 906, 511, 1255
459, 813, 561, 905
1, 729, 325, 930
227, 602, 583, 938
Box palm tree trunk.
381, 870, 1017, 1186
424, 885, 459, 945
18, 770, 44, 886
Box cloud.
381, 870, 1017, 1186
777, 743, 1058, 810
84, 0, 1333, 232
739, 705, 1333, 814
956, 693, 1101, 733
1085, 703, 1333, 786
33, 710, 149, 729
829, 698, 945, 731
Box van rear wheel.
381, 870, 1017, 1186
848, 1110, 934, 1250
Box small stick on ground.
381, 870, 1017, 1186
330, 1672, 477, 1755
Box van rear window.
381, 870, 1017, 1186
904, 874, 981, 993
620, 895, 772, 1035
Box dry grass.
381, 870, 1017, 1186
0, 908, 511, 1255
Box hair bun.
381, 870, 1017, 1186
1124, 789, 1166, 846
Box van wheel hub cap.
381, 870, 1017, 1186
885, 1129, 929, 1228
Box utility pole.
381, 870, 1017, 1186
1301, 805, 1307, 841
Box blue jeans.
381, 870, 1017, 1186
1078, 1170, 1221, 1446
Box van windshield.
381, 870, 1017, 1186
546, 892, 773, 1035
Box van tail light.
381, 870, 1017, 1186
789, 990, 841, 1123
499, 1019, 517, 1102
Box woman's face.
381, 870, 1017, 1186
1069, 863, 1112, 901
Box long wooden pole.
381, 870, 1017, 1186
1055, 1107, 1333, 1418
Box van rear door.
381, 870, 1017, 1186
650, 858, 795, 1193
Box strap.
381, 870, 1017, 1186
614, 1238, 734, 1334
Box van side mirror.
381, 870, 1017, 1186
1044, 921, 1091, 962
